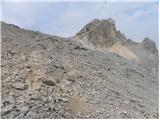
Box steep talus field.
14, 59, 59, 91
1, 19, 159, 119
108, 42, 140, 62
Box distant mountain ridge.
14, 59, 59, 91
74, 18, 158, 67
75, 18, 157, 52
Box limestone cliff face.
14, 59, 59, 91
76, 18, 127, 48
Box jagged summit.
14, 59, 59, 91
89, 18, 115, 25
76, 18, 127, 48
74, 18, 158, 63
142, 37, 158, 54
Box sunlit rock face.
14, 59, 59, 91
76, 18, 127, 48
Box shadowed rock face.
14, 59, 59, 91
76, 18, 127, 48
1, 19, 159, 119
142, 37, 158, 55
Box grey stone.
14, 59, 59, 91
1, 96, 15, 116
42, 78, 57, 86
31, 92, 39, 100
2, 96, 15, 104
1, 104, 15, 116
12, 82, 28, 90
17, 105, 29, 113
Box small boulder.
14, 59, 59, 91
30, 92, 39, 100
42, 78, 57, 86
12, 82, 28, 90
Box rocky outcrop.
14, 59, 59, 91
142, 37, 158, 55
76, 18, 127, 48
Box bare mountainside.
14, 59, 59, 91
1, 19, 159, 119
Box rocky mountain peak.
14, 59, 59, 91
142, 37, 158, 54
89, 18, 115, 26
89, 18, 100, 24
76, 18, 127, 48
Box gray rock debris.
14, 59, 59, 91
1, 96, 16, 116
1, 20, 158, 119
